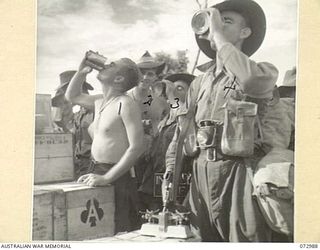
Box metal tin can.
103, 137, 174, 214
85, 50, 108, 71
191, 10, 210, 35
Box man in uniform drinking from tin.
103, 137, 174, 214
165, 0, 279, 242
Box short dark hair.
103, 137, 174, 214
117, 58, 141, 92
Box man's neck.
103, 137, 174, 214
102, 87, 122, 101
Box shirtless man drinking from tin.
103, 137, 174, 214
65, 55, 144, 233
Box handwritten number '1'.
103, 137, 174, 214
170, 98, 180, 109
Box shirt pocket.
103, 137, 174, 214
196, 87, 206, 104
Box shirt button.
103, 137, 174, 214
207, 100, 212, 105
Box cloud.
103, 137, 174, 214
36, 0, 200, 94
38, 0, 88, 16
36, 0, 298, 95
106, 0, 165, 24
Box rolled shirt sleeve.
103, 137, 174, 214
218, 43, 279, 99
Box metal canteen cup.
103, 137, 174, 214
191, 10, 210, 35
196, 120, 218, 149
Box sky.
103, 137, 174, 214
36, 0, 298, 96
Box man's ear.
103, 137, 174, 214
114, 75, 125, 84
240, 27, 252, 39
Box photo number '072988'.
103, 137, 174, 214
300, 244, 318, 248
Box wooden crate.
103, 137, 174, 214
34, 133, 74, 184
32, 182, 115, 241
35, 94, 54, 134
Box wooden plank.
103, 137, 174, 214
35, 133, 73, 158
52, 190, 67, 241
34, 157, 74, 184
38, 182, 115, 206
37, 182, 86, 191
32, 190, 54, 240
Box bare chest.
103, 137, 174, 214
93, 99, 123, 134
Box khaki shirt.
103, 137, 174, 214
166, 43, 278, 170
186, 43, 278, 125
261, 98, 295, 150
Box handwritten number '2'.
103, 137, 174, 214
143, 95, 153, 106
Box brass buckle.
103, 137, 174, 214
206, 147, 217, 162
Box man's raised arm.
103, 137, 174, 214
208, 8, 278, 99
65, 57, 102, 110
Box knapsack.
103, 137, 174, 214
251, 148, 294, 236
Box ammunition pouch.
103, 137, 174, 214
221, 99, 258, 157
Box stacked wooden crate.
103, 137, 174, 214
35, 94, 54, 134
34, 133, 75, 184
34, 94, 74, 184
33, 94, 116, 241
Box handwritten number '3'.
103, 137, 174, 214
170, 98, 180, 109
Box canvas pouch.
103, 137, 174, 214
221, 98, 258, 157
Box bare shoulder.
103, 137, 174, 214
93, 96, 104, 108
117, 95, 140, 117
118, 95, 138, 107
126, 87, 135, 96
